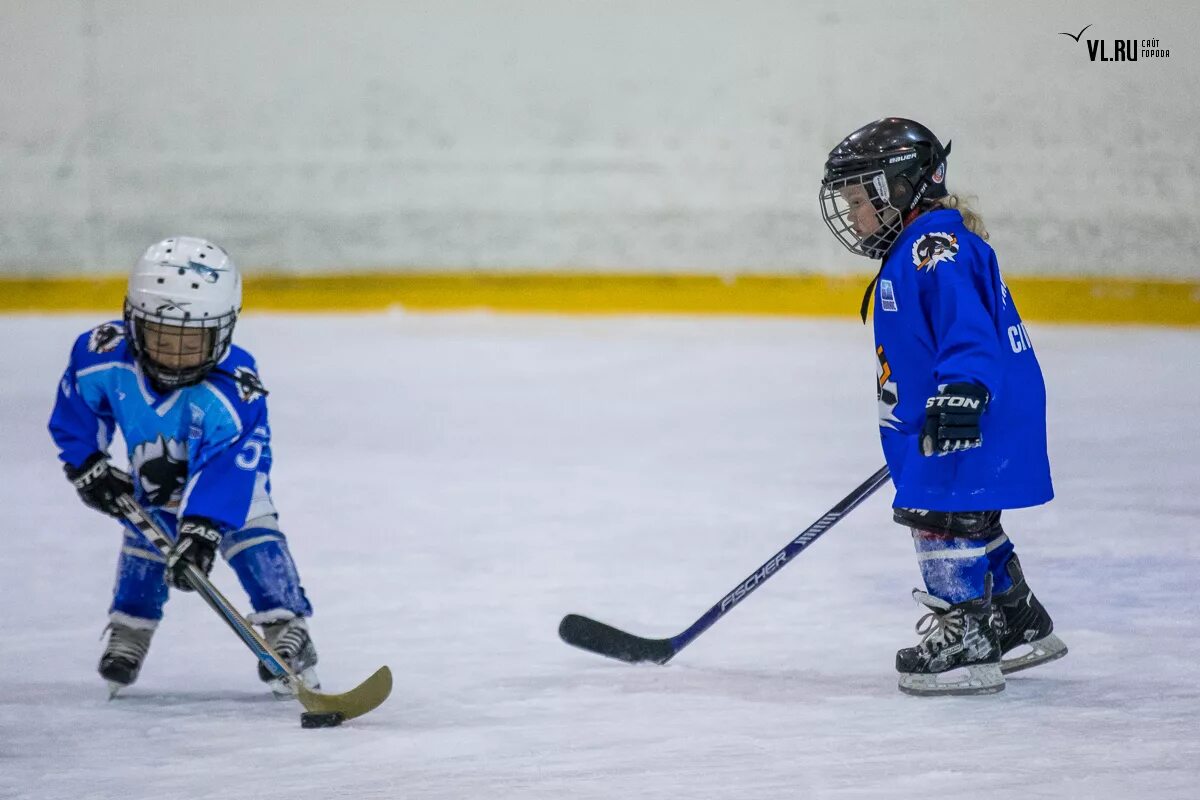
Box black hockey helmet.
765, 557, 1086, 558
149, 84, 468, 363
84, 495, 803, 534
819, 118, 951, 259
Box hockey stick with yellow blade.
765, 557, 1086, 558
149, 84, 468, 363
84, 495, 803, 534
115, 494, 392, 722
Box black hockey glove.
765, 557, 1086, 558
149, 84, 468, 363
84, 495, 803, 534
65, 452, 134, 519
921, 383, 989, 457
166, 517, 222, 592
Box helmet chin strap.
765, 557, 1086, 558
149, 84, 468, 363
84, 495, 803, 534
858, 204, 937, 323
142, 359, 203, 392
860, 268, 882, 324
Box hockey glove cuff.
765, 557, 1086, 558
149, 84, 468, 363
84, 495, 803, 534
166, 517, 222, 592
65, 452, 134, 519
921, 383, 989, 457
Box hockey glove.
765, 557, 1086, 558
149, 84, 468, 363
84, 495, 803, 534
65, 452, 134, 518
921, 383, 989, 457
166, 517, 222, 591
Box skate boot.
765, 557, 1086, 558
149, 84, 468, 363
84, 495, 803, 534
896, 577, 1004, 696
99, 622, 154, 697
258, 616, 320, 698
993, 555, 1068, 674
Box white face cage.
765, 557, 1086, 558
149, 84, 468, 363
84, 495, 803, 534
819, 170, 905, 260
123, 304, 237, 389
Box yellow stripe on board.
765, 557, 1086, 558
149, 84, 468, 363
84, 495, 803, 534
1, 272, 1197, 325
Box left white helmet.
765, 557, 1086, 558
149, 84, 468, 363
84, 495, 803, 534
124, 236, 243, 388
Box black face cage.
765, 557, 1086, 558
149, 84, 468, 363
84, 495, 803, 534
123, 302, 237, 389
819, 170, 906, 260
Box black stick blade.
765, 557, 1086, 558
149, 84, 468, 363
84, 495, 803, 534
558, 614, 676, 665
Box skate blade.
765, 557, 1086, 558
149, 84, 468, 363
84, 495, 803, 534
107, 682, 124, 700
295, 666, 392, 722
898, 663, 1005, 696
269, 666, 321, 699
1001, 633, 1068, 675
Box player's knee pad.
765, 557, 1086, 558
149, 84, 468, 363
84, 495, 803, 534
221, 516, 313, 619
111, 536, 169, 621
911, 528, 1012, 604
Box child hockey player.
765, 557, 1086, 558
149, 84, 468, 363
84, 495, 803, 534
49, 236, 318, 697
818, 118, 1068, 695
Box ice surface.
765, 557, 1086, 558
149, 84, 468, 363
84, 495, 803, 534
1, 313, 1197, 799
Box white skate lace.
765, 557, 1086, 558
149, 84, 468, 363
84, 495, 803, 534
914, 609, 965, 650
104, 625, 151, 662
269, 623, 309, 660
912, 591, 963, 651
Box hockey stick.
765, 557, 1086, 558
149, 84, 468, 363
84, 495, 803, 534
115, 495, 392, 721
558, 465, 891, 664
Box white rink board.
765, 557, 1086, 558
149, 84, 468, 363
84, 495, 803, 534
2, 1, 1199, 276
1, 313, 1198, 799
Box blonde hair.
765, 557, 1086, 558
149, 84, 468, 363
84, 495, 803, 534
932, 194, 988, 240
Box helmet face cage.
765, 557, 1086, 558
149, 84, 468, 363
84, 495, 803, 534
123, 302, 237, 389
818, 118, 951, 261
819, 169, 905, 260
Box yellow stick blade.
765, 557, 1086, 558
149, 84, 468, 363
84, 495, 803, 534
296, 666, 393, 721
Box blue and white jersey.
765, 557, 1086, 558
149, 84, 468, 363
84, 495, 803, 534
49, 320, 276, 532
873, 209, 1053, 511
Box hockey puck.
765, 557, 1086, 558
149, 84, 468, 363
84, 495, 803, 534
300, 711, 345, 728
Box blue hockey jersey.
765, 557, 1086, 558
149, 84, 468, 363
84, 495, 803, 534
873, 209, 1053, 511
48, 321, 276, 532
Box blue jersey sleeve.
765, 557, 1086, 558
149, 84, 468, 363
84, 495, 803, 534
918, 241, 1003, 397
48, 328, 119, 469
179, 358, 273, 532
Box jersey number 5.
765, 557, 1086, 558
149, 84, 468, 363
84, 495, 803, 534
235, 426, 269, 470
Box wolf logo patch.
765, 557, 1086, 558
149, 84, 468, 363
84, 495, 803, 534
232, 366, 268, 403
912, 232, 959, 272
132, 434, 188, 507
87, 323, 124, 354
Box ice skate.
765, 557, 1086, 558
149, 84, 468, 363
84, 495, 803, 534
993, 555, 1068, 674
258, 617, 320, 698
896, 577, 1004, 696
99, 622, 154, 698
